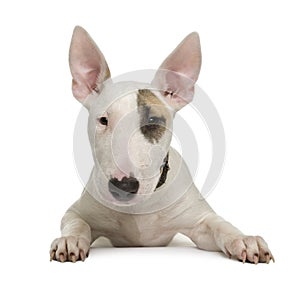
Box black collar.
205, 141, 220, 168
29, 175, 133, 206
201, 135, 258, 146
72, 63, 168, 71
155, 153, 170, 191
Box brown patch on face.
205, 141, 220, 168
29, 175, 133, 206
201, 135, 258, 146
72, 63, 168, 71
137, 89, 169, 143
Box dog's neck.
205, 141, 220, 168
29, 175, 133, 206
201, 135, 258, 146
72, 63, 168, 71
155, 153, 170, 191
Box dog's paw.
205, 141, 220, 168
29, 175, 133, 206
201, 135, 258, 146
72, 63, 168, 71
50, 236, 90, 262
224, 235, 274, 264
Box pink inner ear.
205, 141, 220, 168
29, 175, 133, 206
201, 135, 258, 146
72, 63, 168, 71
72, 69, 100, 102
152, 32, 201, 111
159, 32, 201, 83
154, 70, 195, 110
69, 26, 110, 104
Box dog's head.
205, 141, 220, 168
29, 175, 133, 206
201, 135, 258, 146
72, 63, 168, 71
69, 26, 201, 204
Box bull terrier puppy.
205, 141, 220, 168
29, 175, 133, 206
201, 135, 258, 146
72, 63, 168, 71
50, 26, 274, 264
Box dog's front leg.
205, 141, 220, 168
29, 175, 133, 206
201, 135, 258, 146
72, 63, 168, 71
50, 211, 91, 262
184, 212, 274, 263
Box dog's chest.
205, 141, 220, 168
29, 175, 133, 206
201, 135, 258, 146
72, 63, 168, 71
111, 213, 175, 247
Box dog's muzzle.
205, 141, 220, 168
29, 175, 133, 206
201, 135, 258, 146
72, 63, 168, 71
108, 176, 140, 201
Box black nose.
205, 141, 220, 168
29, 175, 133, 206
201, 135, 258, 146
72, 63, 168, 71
108, 176, 139, 201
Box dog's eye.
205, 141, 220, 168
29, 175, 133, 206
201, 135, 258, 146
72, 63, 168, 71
148, 116, 165, 125
98, 117, 108, 126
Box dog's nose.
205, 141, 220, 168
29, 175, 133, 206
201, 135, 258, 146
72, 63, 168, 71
108, 176, 139, 201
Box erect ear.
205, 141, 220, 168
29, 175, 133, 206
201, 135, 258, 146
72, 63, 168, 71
69, 26, 110, 104
152, 32, 201, 111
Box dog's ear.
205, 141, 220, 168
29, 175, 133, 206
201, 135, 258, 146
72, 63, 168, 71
69, 26, 110, 104
152, 32, 201, 111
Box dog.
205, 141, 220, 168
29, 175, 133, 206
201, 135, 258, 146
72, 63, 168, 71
50, 26, 274, 264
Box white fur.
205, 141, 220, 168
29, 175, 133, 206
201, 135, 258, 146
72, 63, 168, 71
50, 27, 274, 264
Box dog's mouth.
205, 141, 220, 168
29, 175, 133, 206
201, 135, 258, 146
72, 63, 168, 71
108, 176, 140, 202
108, 153, 170, 202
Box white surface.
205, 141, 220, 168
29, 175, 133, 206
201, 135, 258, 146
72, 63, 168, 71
0, 0, 299, 280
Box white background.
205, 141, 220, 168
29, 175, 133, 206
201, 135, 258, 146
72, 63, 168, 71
0, 0, 299, 280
